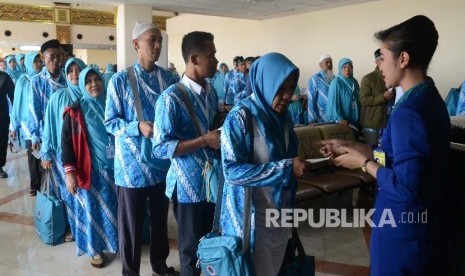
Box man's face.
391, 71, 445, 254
319, 58, 333, 72
41, 48, 62, 75
194, 40, 218, 79
134, 28, 162, 64
237, 62, 246, 74
0, 61, 5, 71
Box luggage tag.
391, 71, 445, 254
106, 137, 114, 159
373, 148, 386, 167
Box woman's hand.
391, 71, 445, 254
66, 173, 78, 195
333, 146, 366, 169
316, 139, 349, 159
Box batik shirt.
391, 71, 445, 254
307, 70, 332, 123
219, 104, 297, 249
225, 71, 246, 105
28, 67, 67, 144
104, 63, 177, 188
153, 75, 219, 203
223, 69, 237, 105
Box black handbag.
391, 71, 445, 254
278, 227, 315, 276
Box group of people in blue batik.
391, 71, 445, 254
2, 13, 458, 276
8, 40, 118, 269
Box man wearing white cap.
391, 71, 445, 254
104, 22, 178, 276
307, 54, 334, 123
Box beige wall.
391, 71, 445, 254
74, 49, 117, 71
167, 0, 465, 98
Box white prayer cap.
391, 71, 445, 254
319, 54, 332, 63
132, 22, 158, 39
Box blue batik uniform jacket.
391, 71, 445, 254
10, 51, 40, 148
104, 63, 177, 188
28, 67, 67, 144
153, 75, 219, 203
307, 70, 333, 123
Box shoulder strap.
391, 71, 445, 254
128, 66, 144, 121
176, 83, 203, 137
211, 107, 254, 252
241, 107, 254, 254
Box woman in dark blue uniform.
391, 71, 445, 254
319, 15, 451, 276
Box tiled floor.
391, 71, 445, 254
0, 150, 373, 276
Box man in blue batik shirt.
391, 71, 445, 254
225, 56, 249, 106
104, 22, 178, 276
28, 39, 67, 188
153, 31, 221, 276
307, 54, 334, 123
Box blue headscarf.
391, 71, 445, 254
337, 58, 356, 88
241, 52, 299, 157
78, 67, 111, 169
5, 55, 21, 82
15, 53, 26, 73
23, 51, 40, 78
64, 57, 86, 101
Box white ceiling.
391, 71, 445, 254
8, 0, 376, 20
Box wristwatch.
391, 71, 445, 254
361, 159, 371, 173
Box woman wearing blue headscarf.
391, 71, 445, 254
220, 52, 311, 275
41, 57, 85, 234
62, 67, 118, 268
326, 58, 360, 127
5, 55, 22, 84
15, 53, 26, 73
9, 51, 42, 195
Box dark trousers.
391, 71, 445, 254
117, 183, 170, 276
172, 191, 215, 276
26, 140, 42, 191
0, 117, 9, 167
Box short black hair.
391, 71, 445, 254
374, 15, 438, 72
181, 31, 214, 63
40, 39, 61, 53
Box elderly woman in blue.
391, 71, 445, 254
326, 58, 360, 127
62, 67, 118, 268
220, 52, 310, 276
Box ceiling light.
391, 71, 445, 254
20, 45, 40, 51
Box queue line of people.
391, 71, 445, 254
1, 14, 456, 276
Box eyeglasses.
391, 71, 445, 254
43, 53, 61, 60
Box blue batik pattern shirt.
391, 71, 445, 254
219, 105, 297, 249
223, 69, 237, 105
153, 75, 219, 203
307, 71, 332, 123
231, 72, 249, 105
28, 66, 67, 144
104, 63, 177, 188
